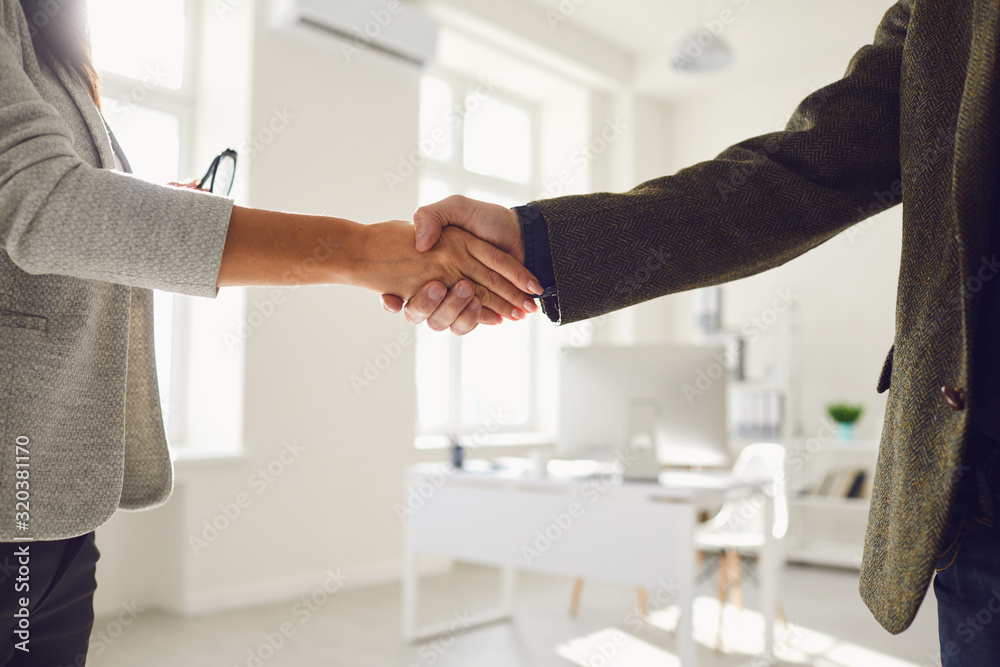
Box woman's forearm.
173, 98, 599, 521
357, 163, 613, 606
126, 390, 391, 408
217, 205, 362, 288
215, 206, 539, 320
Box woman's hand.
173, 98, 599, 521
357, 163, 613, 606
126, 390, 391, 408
355, 221, 538, 323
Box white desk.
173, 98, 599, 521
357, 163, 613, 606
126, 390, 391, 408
401, 464, 780, 666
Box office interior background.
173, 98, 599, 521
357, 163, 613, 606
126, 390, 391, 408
81, 0, 940, 665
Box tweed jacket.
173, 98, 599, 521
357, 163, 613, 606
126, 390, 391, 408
0, 0, 233, 541
534, 0, 990, 634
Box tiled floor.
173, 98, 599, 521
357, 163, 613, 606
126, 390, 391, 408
86, 563, 940, 666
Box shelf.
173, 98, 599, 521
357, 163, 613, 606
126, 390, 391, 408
790, 496, 870, 509
781, 439, 878, 454
787, 540, 864, 570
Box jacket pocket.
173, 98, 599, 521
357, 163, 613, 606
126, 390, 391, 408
877, 345, 893, 394
0, 309, 48, 333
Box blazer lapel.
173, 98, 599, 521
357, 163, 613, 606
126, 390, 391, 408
50, 63, 116, 170
100, 114, 134, 175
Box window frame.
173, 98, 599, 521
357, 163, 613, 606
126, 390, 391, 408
414, 69, 550, 447
93, 0, 199, 178
92, 0, 247, 458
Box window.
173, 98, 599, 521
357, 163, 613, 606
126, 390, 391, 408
415, 73, 545, 446
88, 0, 187, 90
90, 0, 189, 433
89, 0, 246, 456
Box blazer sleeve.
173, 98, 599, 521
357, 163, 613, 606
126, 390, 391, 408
534, 1, 910, 324
0, 0, 233, 298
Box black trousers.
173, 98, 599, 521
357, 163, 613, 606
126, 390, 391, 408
0, 532, 99, 666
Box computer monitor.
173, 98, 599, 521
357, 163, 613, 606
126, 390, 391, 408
557, 344, 730, 468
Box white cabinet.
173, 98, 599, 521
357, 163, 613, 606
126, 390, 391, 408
783, 440, 879, 569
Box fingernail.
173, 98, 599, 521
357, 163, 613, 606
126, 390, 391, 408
528, 279, 543, 295
523, 299, 536, 313
428, 285, 445, 300
457, 283, 473, 298
510, 309, 523, 321
491, 314, 503, 325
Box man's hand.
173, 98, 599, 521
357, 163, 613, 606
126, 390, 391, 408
413, 195, 527, 265
359, 221, 535, 322
381, 196, 540, 334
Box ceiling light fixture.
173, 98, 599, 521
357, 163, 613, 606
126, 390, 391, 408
670, 0, 734, 73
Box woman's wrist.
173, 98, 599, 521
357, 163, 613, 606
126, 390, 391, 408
323, 217, 368, 287
344, 220, 426, 296
340, 221, 399, 291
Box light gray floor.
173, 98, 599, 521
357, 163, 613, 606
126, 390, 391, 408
86, 562, 940, 667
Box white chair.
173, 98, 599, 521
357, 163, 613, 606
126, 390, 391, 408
695, 442, 788, 650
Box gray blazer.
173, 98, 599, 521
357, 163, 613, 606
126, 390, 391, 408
1, 0, 234, 541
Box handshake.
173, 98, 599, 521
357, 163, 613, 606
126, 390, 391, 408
373, 195, 544, 335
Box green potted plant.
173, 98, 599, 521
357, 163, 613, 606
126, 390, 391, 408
827, 403, 864, 441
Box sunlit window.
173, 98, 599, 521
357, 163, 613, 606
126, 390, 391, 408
101, 99, 183, 429
415, 74, 539, 443
90, 0, 246, 457
99, 98, 181, 185
88, 0, 186, 89
90, 1, 187, 435
463, 96, 532, 184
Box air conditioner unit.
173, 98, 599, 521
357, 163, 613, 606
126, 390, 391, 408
271, 0, 439, 67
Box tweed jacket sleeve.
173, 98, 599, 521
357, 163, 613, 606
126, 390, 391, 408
533, 1, 910, 324
0, 0, 233, 298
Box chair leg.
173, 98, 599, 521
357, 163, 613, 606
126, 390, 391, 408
569, 578, 584, 618
716, 552, 729, 652
729, 549, 743, 613
636, 587, 649, 616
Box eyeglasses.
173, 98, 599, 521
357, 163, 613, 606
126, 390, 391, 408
197, 148, 238, 196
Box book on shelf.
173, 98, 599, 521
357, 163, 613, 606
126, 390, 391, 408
810, 468, 868, 500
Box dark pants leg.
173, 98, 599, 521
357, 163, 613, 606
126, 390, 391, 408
0, 532, 100, 667
934, 432, 1000, 666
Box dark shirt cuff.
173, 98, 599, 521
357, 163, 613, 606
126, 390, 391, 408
513, 204, 559, 322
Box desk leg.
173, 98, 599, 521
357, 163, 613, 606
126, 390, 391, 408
402, 521, 517, 643
404, 565, 517, 643
500, 565, 516, 615
761, 490, 778, 665
402, 513, 419, 642
677, 506, 696, 667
